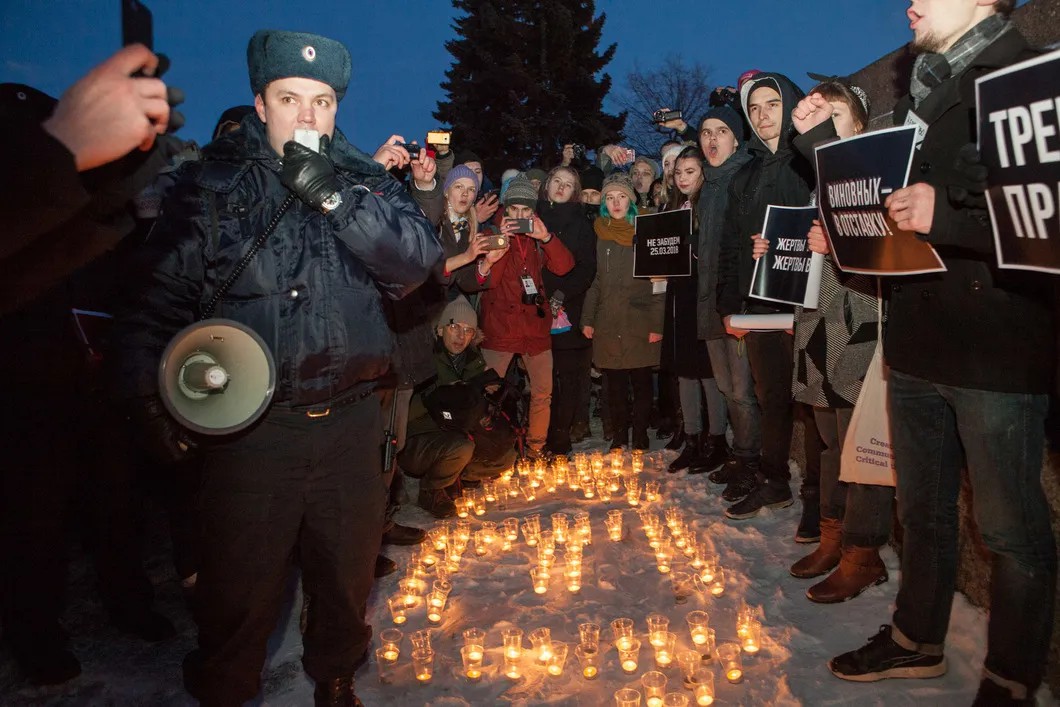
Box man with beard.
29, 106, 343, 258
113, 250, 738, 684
829, 2, 1055, 703
715, 73, 813, 519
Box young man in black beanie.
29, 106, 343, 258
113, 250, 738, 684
112, 29, 442, 707
715, 72, 814, 519
829, 2, 1055, 702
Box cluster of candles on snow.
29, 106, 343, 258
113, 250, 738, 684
379, 447, 767, 694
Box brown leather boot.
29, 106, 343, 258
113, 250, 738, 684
806, 545, 888, 604
789, 517, 842, 578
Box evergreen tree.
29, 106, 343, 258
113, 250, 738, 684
434, 0, 626, 179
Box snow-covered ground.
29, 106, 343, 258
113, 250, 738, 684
2, 428, 1053, 706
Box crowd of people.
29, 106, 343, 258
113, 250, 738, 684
0, 1, 1055, 705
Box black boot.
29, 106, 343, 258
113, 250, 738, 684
667, 432, 702, 473
725, 476, 794, 520
663, 427, 686, 451
314, 676, 363, 707
632, 427, 650, 450
610, 428, 630, 450
689, 434, 730, 475
795, 485, 821, 543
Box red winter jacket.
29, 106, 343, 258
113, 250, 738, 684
480, 233, 574, 355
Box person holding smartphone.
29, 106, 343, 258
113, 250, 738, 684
478, 174, 574, 458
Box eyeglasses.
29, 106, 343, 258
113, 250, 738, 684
446, 323, 476, 336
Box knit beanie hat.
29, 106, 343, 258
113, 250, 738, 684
601, 172, 636, 203
443, 164, 481, 194
580, 165, 604, 192
632, 156, 659, 179
457, 150, 483, 166
700, 105, 743, 141
502, 174, 539, 209
661, 144, 685, 167
526, 168, 547, 184
247, 30, 351, 101
501, 168, 521, 184
438, 295, 478, 330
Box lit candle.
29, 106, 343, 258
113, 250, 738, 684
695, 690, 714, 706
382, 648, 398, 661
622, 659, 637, 673
583, 665, 597, 679
616, 637, 632, 651
726, 668, 742, 682
656, 651, 672, 667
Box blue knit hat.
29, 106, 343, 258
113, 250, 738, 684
443, 164, 481, 193
247, 30, 352, 101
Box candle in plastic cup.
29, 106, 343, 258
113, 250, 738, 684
617, 637, 641, 673
375, 647, 397, 684
529, 627, 553, 663
670, 571, 693, 604
641, 670, 668, 707
614, 688, 642, 707
379, 628, 403, 661
462, 627, 486, 651
685, 610, 710, 647
741, 619, 762, 654
531, 566, 550, 594
410, 629, 432, 652
709, 568, 726, 597
692, 667, 715, 705
646, 613, 669, 646
566, 566, 582, 593
503, 627, 523, 660
412, 648, 434, 683
575, 643, 600, 680
717, 642, 743, 683
461, 645, 484, 682
654, 631, 677, 669
578, 622, 601, 649
503, 655, 522, 680
663, 694, 690, 707
546, 641, 568, 676
677, 649, 701, 688
387, 595, 408, 625
611, 617, 634, 646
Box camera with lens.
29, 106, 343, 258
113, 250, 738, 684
571, 144, 586, 160
652, 109, 683, 124
401, 143, 421, 159
709, 86, 739, 109
521, 292, 545, 307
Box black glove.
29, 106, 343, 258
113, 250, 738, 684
128, 395, 197, 465
282, 139, 342, 212
948, 143, 989, 211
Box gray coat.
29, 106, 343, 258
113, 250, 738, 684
696, 148, 753, 340
582, 232, 665, 370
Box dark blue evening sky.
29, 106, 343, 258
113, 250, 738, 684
0, 1, 1027, 158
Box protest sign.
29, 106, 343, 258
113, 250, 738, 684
815, 125, 945, 275
749, 205, 823, 308
633, 208, 692, 278
976, 47, 1060, 275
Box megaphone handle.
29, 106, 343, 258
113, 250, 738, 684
201, 193, 296, 319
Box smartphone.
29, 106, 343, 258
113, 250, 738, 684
507, 218, 533, 234
625, 148, 636, 162
426, 130, 451, 146
294, 129, 320, 153
121, 0, 153, 50
484, 234, 508, 251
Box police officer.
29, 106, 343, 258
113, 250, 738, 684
112, 30, 442, 707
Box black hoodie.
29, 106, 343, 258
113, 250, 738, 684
716, 72, 814, 317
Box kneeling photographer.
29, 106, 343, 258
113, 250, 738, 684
401, 297, 518, 517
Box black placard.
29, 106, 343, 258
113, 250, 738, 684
633, 209, 692, 278
976, 47, 1060, 275
749, 206, 823, 308
814, 126, 945, 275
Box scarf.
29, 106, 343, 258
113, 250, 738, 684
594, 216, 635, 247
910, 14, 1011, 107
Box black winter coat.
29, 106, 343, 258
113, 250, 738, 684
717, 73, 814, 318
662, 266, 712, 378
539, 201, 597, 351
112, 116, 443, 406
884, 29, 1055, 393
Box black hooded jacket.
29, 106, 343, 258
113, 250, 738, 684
716, 72, 814, 317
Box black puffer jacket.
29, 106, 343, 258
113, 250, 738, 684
717, 72, 814, 317
112, 115, 443, 406
539, 200, 597, 350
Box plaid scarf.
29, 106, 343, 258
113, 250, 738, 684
910, 13, 1011, 107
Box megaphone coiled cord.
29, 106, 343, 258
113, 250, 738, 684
201, 194, 296, 319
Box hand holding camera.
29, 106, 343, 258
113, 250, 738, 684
372, 134, 412, 171
409, 145, 437, 189
653, 107, 686, 131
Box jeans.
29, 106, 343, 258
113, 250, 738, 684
813, 406, 893, 548
678, 376, 727, 436
482, 348, 553, 451
185, 396, 386, 705
705, 336, 761, 459
888, 370, 1055, 695
745, 330, 794, 481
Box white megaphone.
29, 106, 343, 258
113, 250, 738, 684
158, 319, 276, 435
